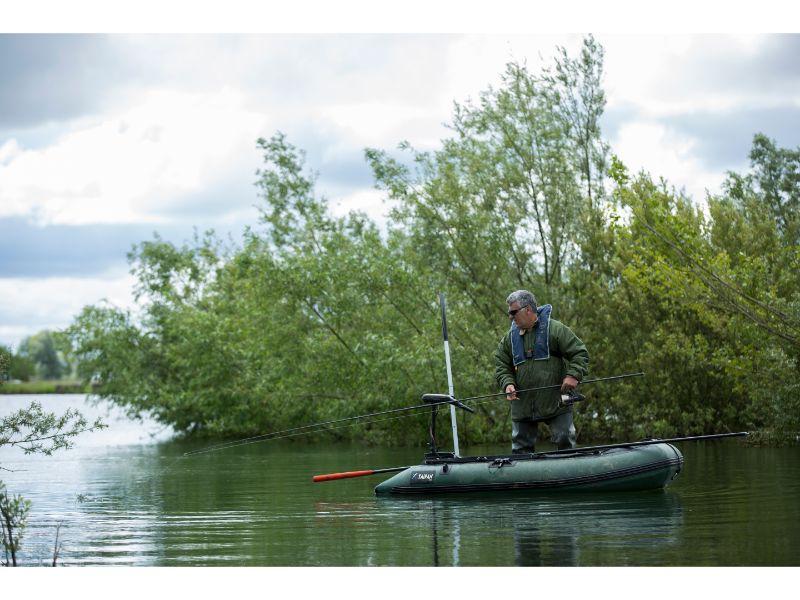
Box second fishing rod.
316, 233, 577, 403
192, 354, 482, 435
183, 371, 644, 457
184, 292, 642, 458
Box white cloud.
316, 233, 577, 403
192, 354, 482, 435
0, 139, 22, 165
603, 34, 790, 117
318, 102, 450, 154
0, 87, 266, 226
2, 33, 798, 350
0, 271, 137, 348
330, 188, 394, 227
612, 120, 725, 202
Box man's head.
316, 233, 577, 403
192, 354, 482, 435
506, 289, 538, 330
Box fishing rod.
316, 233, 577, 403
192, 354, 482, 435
311, 432, 749, 482
460, 372, 644, 403
181, 396, 470, 457
182, 371, 643, 457
512, 431, 749, 457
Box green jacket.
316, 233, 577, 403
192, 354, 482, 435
494, 316, 589, 421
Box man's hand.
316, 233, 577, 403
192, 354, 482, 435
561, 376, 579, 392
505, 384, 518, 401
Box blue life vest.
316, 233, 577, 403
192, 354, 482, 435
510, 304, 552, 367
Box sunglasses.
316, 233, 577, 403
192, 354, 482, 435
508, 306, 528, 317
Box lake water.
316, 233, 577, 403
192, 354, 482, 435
1, 394, 798, 566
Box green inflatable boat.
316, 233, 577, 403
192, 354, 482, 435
309, 297, 747, 496
374, 442, 684, 495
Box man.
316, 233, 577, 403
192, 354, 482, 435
494, 290, 589, 454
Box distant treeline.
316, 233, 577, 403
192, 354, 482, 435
64, 37, 800, 446
1, 330, 76, 383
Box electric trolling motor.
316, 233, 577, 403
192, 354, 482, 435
421, 393, 474, 459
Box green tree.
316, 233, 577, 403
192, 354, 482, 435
592, 144, 800, 441
0, 347, 7, 382
1, 482, 30, 567
63, 37, 614, 445
727, 133, 800, 245
19, 331, 67, 380
64, 38, 799, 446
1, 402, 105, 565
542, 35, 609, 214
0, 345, 37, 382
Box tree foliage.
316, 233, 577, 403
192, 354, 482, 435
19, 331, 65, 380
8, 330, 74, 381
65, 37, 799, 446
1, 402, 105, 565
1, 344, 37, 382
1, 401, 105, 455
2, 339, 106, 565
1, 482, 30, 567
0, 347, 8, 382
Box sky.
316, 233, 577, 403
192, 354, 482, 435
1, 22, 800, 349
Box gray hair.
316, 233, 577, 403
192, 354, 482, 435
506, 290, 537, 310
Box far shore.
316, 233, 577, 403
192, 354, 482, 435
0, 380, 96, 394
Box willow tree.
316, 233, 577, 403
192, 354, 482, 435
589, 135, 800, 441
367, 37, 608, 324
543, 35, 609, 213
66, 37, 798, 445
250, 133, 485, 442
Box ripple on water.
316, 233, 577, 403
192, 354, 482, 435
3, 397, 799, 565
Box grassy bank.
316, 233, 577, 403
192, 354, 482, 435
0, 380, 94, 394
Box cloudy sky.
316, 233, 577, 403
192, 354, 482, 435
1, 29, 799, 349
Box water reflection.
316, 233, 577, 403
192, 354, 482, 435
2, 395, 798, 566
369, 491, 683, 566
510, 492, 683, 566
